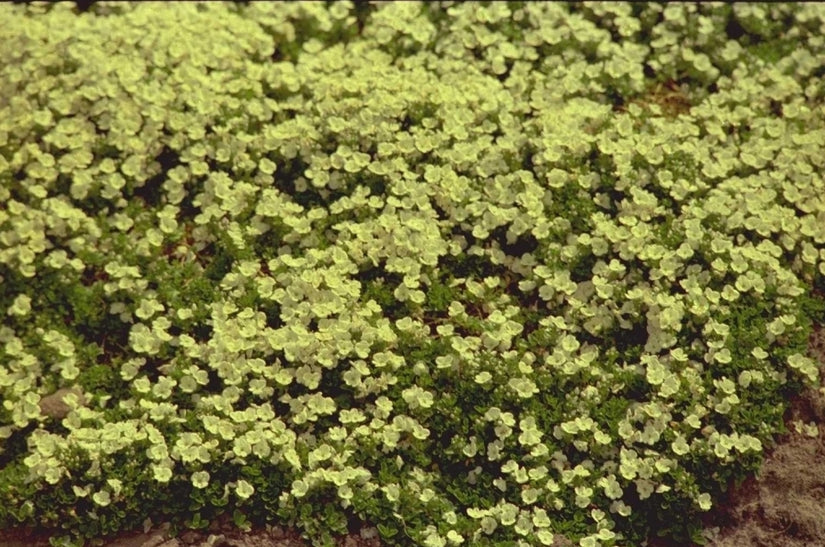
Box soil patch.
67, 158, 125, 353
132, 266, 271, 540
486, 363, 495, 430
0, 512, 385, 547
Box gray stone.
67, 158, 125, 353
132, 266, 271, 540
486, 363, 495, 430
38, 386, 87, 419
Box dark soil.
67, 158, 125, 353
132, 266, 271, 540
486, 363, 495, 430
0, 513, 384, 547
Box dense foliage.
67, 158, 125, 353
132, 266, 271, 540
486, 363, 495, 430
1, 2, 825, 546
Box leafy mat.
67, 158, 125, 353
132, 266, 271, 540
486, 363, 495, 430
1, 2, 825, 546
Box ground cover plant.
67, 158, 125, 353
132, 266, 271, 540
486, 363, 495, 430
1, 1, 825, 546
